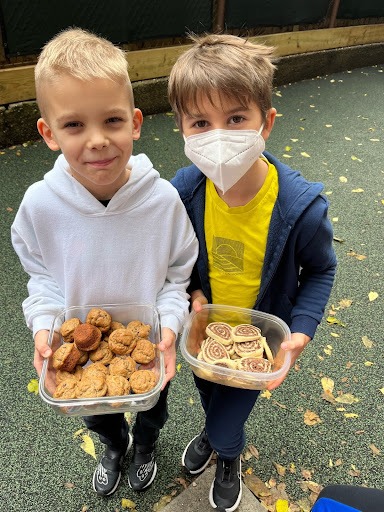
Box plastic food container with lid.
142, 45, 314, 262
180, 304, 291, 390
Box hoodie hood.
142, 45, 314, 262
44, 153, 160, 215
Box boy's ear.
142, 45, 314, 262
37, 118, 60, 151
132, 108, 143, 141
262, 108, 277, 142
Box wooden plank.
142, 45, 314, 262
1, 24, 384, 105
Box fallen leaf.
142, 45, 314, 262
301, 152, 311, 157
285, 146, 291, 151
276, 499, 289, 512
176, 363, 182, 372
260, 389, 272, 399
243, 473, 271, 498
380, 388, 384, 395
334, 393, 359, 404
27, 378, 39, 395
153, 494, 172, 510
369, 444, 381, 456
321, 377, 335, 394
326, 316, 346, 327
339, 298, 353, 308
339, 176, 348, 183
368, 291, 379, 302
352, 188, 364, 193
301, 469, 313, 480
364, 361, 374, 367
304, 410, 321, 426
351, 155, 362, 162
344, 413, 359, 418
79, 434, 96, 459
347, 251, 366, 261
273, 461, 287, 476
188, 397, 194, 405
121, 498, 137, 509
64, 482, 74, 489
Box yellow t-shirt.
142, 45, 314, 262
205, 159, 278, 309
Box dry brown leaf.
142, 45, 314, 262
321, 390, 336, 403
369, 444, 381, 456
243, 473, 271, 498
273, 461, 287, 476
304, 410, 321, 425
301, 469, 313, 480
321, 377, 335, 393
347, 251, 366, 261
299, 480, 323, 494
361, 336, 373, 348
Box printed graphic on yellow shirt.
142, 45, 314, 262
212, 237, 244, 273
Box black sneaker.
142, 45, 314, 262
128, 443, 157, 491
93, 433, 133, 496
209, 455, 242, 512
181, 429, 214, 474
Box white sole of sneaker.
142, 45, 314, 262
208, 460, 242, 512
181, 434, 214, 475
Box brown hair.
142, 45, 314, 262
168, 33, 277, 127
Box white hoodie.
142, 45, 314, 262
12, 153, 198, 337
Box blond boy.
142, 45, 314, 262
12, 28, 198, 497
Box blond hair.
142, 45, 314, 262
35, 27, 133, 114
168, 33, 277, 127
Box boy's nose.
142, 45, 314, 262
87, 131, 109, 150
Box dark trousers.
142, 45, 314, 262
313, 485, 384, 512
83, 382, 170, 450
194, 374, 260, 460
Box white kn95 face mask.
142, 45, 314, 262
184, 125, 265, 194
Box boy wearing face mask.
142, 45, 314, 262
169, 34, 337, 512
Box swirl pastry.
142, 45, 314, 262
200, 337, 229, 363
261, 337, 274, 364
234, 339, 264, 358
237, 357, 272, 373
206, 322, 233, 346
231, 324, 262, 342
212, 358, 238, 370
130, 370, 157, 394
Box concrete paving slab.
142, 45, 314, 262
161, 466, 265, 512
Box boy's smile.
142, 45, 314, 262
37, 75, 143, 199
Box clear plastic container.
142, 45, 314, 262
180, 304, 291, 390
39, 303, 164, 416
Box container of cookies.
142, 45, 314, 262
180, 304, 291, 390
39, 303, 165, 416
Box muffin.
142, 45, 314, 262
76, 374, 107, 398
73, 323, 102, 351
52, 343, 82, 372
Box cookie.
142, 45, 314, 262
131, 339, 156, 364
237, 357, 272, 373
76, 374, 107, 398
231, 324, 262, 342
200, 337, 229, 364
130, 370, 157, 394
53, 379, 78, 399
108, 328, 136, 355
52, 343, 82, 372
55, 365, 83, 385
109, 355, 137, 378
59, 318, 81, 343
233, 339, 264, 358
126, 320, 151, 340
73, 323, 102, 351
82, 361, 109, 379
89, 340, 114, 365
86, 307, 112, 333
105, 374, 131, 396
205, 322, 233, 346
